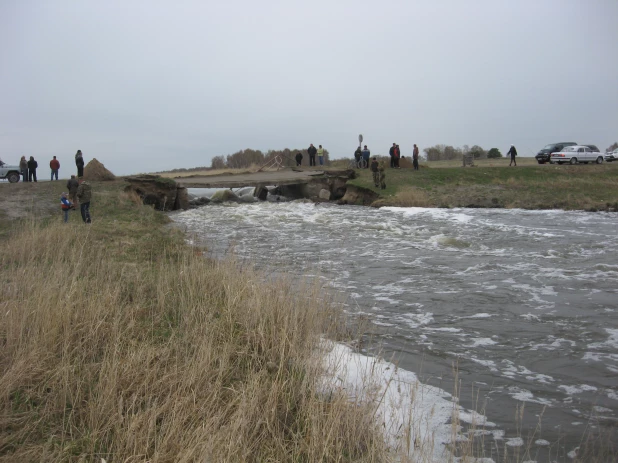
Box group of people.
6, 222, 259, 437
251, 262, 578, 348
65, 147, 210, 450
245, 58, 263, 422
18, 150, 86, 182
295, 144, 325, 166
61, 175, 92, 224
353, 143, 420, 170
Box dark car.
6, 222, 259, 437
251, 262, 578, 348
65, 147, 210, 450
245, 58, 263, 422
535, 142, 577, 164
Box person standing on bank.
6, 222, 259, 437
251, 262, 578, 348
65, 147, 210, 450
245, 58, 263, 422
389, 143, 396, 168
295, 151, 303, 166
412, 144, 419, 171
317, 145, 325, 166
77, 179, 92, 223
307, 144, 317, 166
362, 145, 371, 169
75, 150, 85, 177
67, 175, 79, 204
508, 144, 517, 166
27, 156, 38, 182
50, 156, 60, 181
393, 144, 401, 168
370, 157, 379, 187
20, 156, 28, 182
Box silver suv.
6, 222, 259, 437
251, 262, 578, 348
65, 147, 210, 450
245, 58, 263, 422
0, 160, 22, 183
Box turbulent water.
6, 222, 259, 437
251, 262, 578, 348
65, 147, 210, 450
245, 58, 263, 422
173, 199, 618, 455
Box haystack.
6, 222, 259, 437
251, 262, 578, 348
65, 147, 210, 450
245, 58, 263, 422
83, 158, 116, 181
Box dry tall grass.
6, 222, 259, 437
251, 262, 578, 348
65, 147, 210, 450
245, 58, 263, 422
0, 221, 387, 462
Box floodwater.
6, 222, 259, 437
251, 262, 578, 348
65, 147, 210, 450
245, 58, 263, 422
173, 199, 618, 459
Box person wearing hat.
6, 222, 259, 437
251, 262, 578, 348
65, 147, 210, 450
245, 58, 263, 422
60, 192, 74, 223
507, 144, 518, 166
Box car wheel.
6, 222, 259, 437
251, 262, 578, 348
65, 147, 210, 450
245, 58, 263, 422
596, 156, 603, 164
7, 172, 20, 183
570, 157, 577, 165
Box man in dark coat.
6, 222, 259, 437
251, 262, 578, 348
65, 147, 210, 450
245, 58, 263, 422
508, 145, 517, 166
307, 144, 317, 167
295, 151, 303, 166
27, 156, 38, 182
412, 144, 419, 171
67, 175, 79, 204
75, 150, 85, 177
389, 143, 396, 168
76, 180, 92, 223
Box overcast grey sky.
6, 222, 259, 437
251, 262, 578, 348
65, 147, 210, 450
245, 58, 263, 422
1, 0, 617, 175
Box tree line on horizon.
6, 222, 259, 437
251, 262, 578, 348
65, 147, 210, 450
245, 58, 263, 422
423, 144, 502, 161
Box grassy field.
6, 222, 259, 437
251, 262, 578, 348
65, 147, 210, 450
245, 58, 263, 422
345, 159, 618, 210
1, 180, 614, 461
0, 181, 393, 462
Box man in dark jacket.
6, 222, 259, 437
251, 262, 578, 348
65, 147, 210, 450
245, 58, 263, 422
412, 144, 419, 171
508, 145, 517, 166
75, 150, 85, 177
370, 157, 379, 187
389, 143, 396, 168
67, 175, 79, 204
76, 180, 92, 223
27, 156, 38, 182
307, 144, 317, 167
295, 151, 303, 166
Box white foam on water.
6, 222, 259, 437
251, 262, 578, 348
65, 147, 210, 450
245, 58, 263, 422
462, 313, 494, 319
506, 437, 524, 446
321, 341, 499, 462
535, 439, 550, 446
470, 338, 497, 347
399, 312, 434, 329
507, 387, 553, 406
558, 384, 598, 395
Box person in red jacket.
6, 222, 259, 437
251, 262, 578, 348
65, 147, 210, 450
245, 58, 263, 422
50, 156, 60, 181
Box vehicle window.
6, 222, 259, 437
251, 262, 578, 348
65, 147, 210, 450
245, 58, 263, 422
578, 148, 584, 153
543, 144, 556, 150
564, 147, 575, 152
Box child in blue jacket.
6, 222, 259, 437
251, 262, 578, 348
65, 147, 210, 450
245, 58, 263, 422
60, 192, 74, 223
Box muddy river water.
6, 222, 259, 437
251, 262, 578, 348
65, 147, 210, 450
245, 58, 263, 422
173, 200, 618, 459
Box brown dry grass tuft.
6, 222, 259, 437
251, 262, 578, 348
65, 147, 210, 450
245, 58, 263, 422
0, 221, 387, 462
371, 187, 432, 208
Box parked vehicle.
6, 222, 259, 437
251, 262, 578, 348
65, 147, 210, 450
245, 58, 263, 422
535, 142, 577, 164
605, 149, 618, 162
0, 159, 21, 183
550, 145, 604, 165
584, 145, 601, 152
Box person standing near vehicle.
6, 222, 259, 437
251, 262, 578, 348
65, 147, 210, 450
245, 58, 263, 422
317, 145, 325, 166
362, 145, 371, 169
75, 150, 85, 177
27, 156, 38, 182
370, 157, 379, 187
295, 151, 303, 166
76, 179, 92, 223
50, 156, 60, 181
389, 143, 396, 168
412, 144, 419, 171
67, 175, 79, 204
508, 144, 517, 166
307, 144, 317, 167
20, 156, 28, 182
